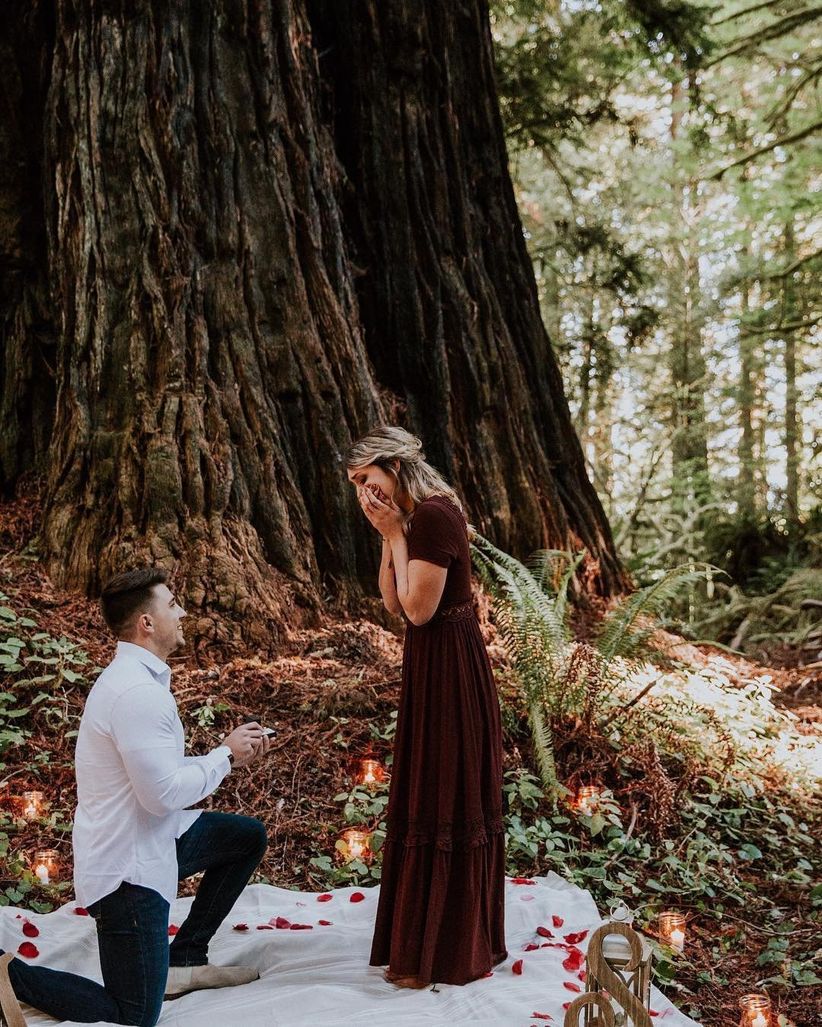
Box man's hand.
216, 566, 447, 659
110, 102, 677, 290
222, 722, 271, 768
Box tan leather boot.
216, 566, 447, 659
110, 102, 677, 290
0, 953, 27, 1027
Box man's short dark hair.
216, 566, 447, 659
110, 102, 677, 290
100, 567, 168, 635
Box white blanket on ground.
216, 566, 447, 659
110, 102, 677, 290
2, 875, 700, 1026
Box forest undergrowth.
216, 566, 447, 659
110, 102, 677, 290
0, 493, 819, 1026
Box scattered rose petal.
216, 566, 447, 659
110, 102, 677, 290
562, 1003, 571, 1011
511, 877, 536, 885
274, 917, 291, 929
74, 907, 89, 916
350, 892, 365, 903
22, 921, 39, 938
523, 942, 540, 952
552, 915, 564, 928
578, 970, 586, 982
536, 926, 554, 939
168, 924, 179, 936
290, 923, 313, 930
232, 923, 249, 931
564, 931, 589, 945
17, 942, 39, 959
532, 1015, 553, 1022
512, 959, 523, 975
563, 981, 582, 993
318, 920, 333, 926
650, 1014, 658, 1019
257, 925, 274, 930
317, 894, 333, 902
562, 950, 584, 972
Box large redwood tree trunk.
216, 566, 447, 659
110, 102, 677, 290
1, 0, 628, 643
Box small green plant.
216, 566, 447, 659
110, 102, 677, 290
308, 782, 389, 888
472, 536, 708, 800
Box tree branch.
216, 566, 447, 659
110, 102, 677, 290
742, 314, 821, 334
708, 117, 822, 178
759, 246, 822, 279
707, 7, 822, 65
711, 0, 803, 27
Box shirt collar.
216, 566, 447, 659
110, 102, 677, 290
115, 641, 172, 689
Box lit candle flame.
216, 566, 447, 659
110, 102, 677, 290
35, 864, 50, 885
21, 791, 44, 821
659, 911, 686, 954
739, 995, 771, 1027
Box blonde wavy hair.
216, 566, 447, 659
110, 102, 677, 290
346, 426, 466, 525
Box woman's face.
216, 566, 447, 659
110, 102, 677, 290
347, 463, 396, 503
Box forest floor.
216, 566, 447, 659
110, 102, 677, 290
0, 492, 819, 1027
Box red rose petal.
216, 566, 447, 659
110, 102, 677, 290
275, 917, 291, 929
74, 907, 89, 916
318, 920, 333, 926
17, 942, 39, 959
650, 1012, 659, 1018
536, 926, 554, 939
350, 892, 365, 903
563, 952, 585, 972
317, 894, 333, 902
512, 959, 524, 975
564, 930, 589, 944
552, 915, 564, 928
257, 925, 274, 930
523, 942, 540, 952
22, 921, 39, 938
578, 970, 586, 982
232, 923, 249, 931
290, 923, 313, 930
563, 981, 582, 992
562, 1003, 571, 1011
168, 924, 179, 936
511, 877, 536, 885
532, 1016, 553, 1022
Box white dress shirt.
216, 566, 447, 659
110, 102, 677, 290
73, 641, 232, 907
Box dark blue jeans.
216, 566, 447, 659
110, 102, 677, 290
5, 812, 267, 1025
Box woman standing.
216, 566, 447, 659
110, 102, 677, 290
347, 426, 506, 988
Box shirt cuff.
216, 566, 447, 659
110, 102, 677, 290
213, 744, 233, 769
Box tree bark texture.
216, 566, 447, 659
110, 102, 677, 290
1, 0, 628, 641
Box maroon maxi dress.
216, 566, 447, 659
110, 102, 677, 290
370, 495, 507, 985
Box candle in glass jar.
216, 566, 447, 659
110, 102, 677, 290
738, 994, 771, 1027
21, 790, 44, 821
575, 785, 600, 816
658, 911, 687, 953
355, 758, 386, 789
32, 849, 59, 885
339, 829, 371, 863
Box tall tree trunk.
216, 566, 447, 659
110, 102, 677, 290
737, 238, 757, 521
0, 4, 57, 490
782, 215, 801, 531
667, 76, 710, 512
2, 0, 628, 641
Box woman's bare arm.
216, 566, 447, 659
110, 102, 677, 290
388, 532, 447, 626
378, 538, 403, 616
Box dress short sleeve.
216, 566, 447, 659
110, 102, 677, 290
408, 500, 462, 568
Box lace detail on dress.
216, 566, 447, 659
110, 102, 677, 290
386, 811, 505, 852
429, 600, 475, 625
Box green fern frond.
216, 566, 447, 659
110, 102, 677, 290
595, 565, 710, 665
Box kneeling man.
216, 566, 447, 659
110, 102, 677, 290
1, 567, 269, 1026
